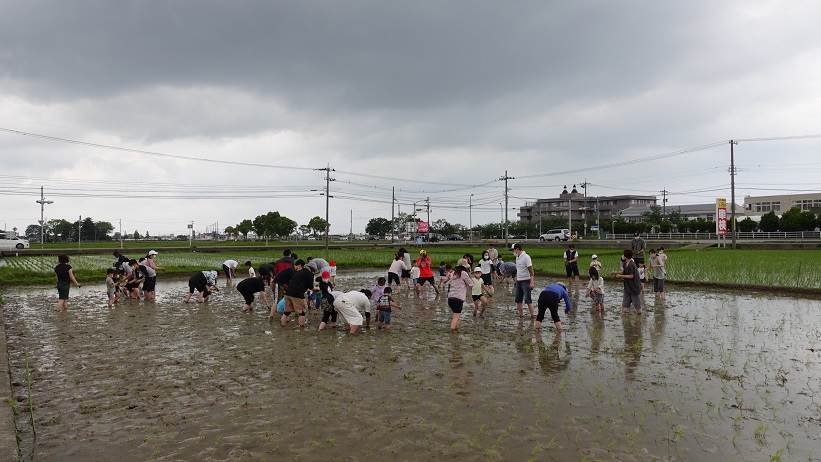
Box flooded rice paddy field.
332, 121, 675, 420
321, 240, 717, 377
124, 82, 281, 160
3, 271, 820, 461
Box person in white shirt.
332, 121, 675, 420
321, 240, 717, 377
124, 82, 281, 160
325, 290, 369, 335
222, 259, 239, 285
512, 243, 535, 318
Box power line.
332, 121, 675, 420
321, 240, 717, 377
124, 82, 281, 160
735, 134, 821, 143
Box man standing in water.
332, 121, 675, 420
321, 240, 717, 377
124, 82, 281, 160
512, 243, 535, 318
614, 249, 642, 314
282, 259, 314, 327
631, 232, 646, 266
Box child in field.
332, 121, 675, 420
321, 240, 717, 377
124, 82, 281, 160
245, 260, 256, 278
587, 266, 605, 313
106, 268, 117, 308
387, 254, 408, 294
590, 254, 602, 272
369, 277, 387, 327
438, 261, 448, 291
638, 263, 647, 290
410, 263, 421, 289
329, 260, 337, 284
650, 249, 666, 299
471, 267, 490, 317
376, 287, 400, 329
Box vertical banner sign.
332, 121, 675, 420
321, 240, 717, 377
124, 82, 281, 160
417, 220, 429, 233
716, 198, 728, 236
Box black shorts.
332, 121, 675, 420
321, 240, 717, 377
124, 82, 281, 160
480, 273, 493, 285
401, 269, 411, 279
143, 277, 157, 292
388, 272, 400, 285
448, 297, 464, 313
472, 294, 482, 301
537, 290, 561, 323
565, 262, 580, 277
417, 276, 435, 286
321, 307, 338, 323
238, 288, 256, 305
223, 264, 232, 279
126, 281, 141, 290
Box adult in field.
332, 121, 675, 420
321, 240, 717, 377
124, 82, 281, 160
139, 256, 158, 301
325, 290, 371, 335
387, 253, 409, 293
237, 274, 273, 313
142, 250, 159, 301
222, 259, 239, 285
614, 249, 642, 314
415, 249, 438, 297
486, 243, 499, 268
497, 258, 517, 289
512, 243, 535, 318
271, 263, 294, 318
306, 256, 331, 275
281, 259, 314, 327
54, 254, 81, 312
184, 270, 219, 303
564, 244, 580, 283
630, 233, 646, 266
536, 282, 572, 332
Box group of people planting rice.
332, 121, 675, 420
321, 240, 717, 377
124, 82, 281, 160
51, 240, 669, 334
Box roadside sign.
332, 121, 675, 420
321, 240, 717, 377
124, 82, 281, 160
417, 221, 429, 233
716, 198, 727, 236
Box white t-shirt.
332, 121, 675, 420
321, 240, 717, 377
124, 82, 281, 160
388, 259, 407, 275
410, 266, 420, 279
330, 290, 367, 326
479, 258, 493, 275
223, 260, 239, 269
515, 251, 533, 281
248, 267, 256, 277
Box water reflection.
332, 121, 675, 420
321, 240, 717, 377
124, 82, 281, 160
533, 332, 570, 376
621, 315, 643, 382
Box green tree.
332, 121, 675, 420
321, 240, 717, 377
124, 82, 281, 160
642, 205, 663, 226
737, 217, 758, 232
47, 219, 73, 242
94, 221, 114, 241
431, 218, 456, 236
298, 225, 311, 237
275, 216, 297, 237
133, 230, 142, 239
307, 216, 329, 237
25, 224, 42, 242
366, 217, 393, 238
759, 211, 779, 232
236, 219, 254, 239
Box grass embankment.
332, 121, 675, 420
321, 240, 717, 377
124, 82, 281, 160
26, 239, 302, 250
1, 246, 820, 292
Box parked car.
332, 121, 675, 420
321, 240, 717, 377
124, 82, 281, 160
539, 229, 570, 242
445, 234, 464, 241
0, 235, 30, 250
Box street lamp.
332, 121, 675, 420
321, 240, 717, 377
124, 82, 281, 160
35, 186, 54, 246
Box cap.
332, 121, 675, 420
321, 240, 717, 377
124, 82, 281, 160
419, 249, 427, 256
329, 260, 336, 266
148, 250, 158, 256
321, 270, 330, 280
474, 267, 482, 272
512, 243, 522, 250
591, 254, 598, 259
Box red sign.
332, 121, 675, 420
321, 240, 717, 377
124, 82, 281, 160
716, 198, 727, 236
417, 221, 429, 233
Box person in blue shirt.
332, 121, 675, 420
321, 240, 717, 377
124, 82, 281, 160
536, 282, 572, 332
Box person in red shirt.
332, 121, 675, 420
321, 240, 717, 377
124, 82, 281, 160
414, 249, 439, 297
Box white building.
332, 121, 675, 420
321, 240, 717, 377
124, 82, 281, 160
743, 192, 821, 215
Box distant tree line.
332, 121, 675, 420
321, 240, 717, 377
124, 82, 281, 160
25, 218, 116, 243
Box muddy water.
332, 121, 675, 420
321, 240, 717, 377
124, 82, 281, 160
3, 271, 821, 461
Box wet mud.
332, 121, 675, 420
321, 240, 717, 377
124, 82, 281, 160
3, 271, 820, 461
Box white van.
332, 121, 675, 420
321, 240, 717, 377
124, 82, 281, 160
539, 229, 570, 242
0, 234, 30, 250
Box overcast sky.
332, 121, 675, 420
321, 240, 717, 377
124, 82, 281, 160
2, 1, 821, 236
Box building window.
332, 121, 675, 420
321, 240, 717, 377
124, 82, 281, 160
773, 202, 780, 212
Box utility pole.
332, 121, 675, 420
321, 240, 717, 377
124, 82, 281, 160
580, 180, 589, 237
568, 188, 572, 237
499, 203, 503, 239
189, 221, 194, 248
425, 196, 431, 240
350, 209, 353, 236
391, 187, 395, 243
35, 186, 53, 247
596, 196, 601, 240
119, 219, 123, 248
78, 215, 82, 249
499, 170, 514, 246
469, 193, 473, 240
730, 140, 738, 249
660, 189, 669, 216
317, 164, 335, 251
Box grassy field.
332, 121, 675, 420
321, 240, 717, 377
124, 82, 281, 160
22, 239, 313, 250
1, 245, 820, 291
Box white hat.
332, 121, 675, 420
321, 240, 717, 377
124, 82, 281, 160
474, 267, 482, 272
148, 250, 158, 256
591, 254, 598, 259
